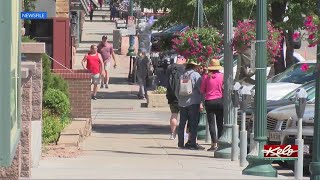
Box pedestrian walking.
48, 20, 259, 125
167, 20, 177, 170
136, 49, 150, 100
98, 0, 103, 9
97, 35, 117, 89
176, 60, 205, 150
88, 0, 96, 22
81, 45, 105, 100
110, 3, 117, 21
166, 55, 186, 140
200, 59, 224, 151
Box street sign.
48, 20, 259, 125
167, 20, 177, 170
21, 12, 47, 19
127, 16, 136, 35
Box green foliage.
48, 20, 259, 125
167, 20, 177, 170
43, 88, 70, 116
23, 0, 38, 24
42, 54, 53, 94
42, 109, 70, 144
52, 75, 69, 97
153, 0, 255, 29
42, 54, 69, 96
153, 86, 167, 94
22, 36, 36, 42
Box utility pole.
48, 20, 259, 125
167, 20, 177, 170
242, 0, 277, 177
309, 0, 320, 179
214, 0, 234, 159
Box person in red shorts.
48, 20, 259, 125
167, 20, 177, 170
81, 45, 105, 100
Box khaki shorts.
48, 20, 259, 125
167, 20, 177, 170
91, 74, 100, 85
104, 61, 112, 71
169, 103, 180, 114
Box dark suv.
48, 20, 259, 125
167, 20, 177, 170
151, 25, 189, 52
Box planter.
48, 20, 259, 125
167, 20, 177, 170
147, 91, 168, 108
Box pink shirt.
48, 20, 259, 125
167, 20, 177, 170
200, 72, 224, 100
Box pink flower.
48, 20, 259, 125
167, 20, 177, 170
308, 33, 316, 40
293, 32, 300, 41
301, 64, 309, 72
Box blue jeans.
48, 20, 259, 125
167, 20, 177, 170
178, 104, 200, 147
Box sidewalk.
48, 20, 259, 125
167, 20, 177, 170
31, 8, 298, 179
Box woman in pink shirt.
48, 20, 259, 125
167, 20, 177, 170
200, 59, 224, 151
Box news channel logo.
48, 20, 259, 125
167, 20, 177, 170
21, 12, 47, 20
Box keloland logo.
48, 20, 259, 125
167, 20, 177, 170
263, 145, 298, 160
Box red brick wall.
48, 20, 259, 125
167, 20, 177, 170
53, 70, 92, 119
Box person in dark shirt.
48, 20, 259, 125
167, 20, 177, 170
166, 56, 186, 140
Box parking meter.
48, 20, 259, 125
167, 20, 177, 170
239, 86, 252, 112
294, 88, 307, 180
232, 82, 241, 108
231, 82, 241, 161
238, 85, 252, 167
295, 88, 308, 119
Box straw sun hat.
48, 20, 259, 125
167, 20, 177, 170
185, 59, 200, 66
207, 59, 223, 71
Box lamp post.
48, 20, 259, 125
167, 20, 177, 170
242, 0, 277, 177
309, 1, 320, 179
127, 0, 136, 82
127, 0, 135, 57
214, 0, 235, 159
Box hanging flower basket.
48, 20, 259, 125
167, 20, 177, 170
172, 27, 223, 65
233, 20, 283, 62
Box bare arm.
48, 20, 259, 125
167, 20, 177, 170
98, 53, 105, 73
112, 50, 117, 66
81, 55, 88, 70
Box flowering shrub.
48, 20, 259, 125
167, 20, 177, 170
172, 28, 223, 64
295, 15, 320, 47
233, 20, 283, 62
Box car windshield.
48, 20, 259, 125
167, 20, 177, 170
269, 63, 316, 84
219, 55, 238, 67
281, 81, 315, 101
163, 25, 187, 33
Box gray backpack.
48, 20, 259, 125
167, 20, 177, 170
179, 72, 193, 96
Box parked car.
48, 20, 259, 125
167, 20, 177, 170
267, 103, 314, 143
151, 25, 189, 52
238, 80, 315, 133
219, 51, 305, 81
248, 60, 315, 101
269, 103, 315, 173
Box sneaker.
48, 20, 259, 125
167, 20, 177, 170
207, 146, 218, 152
92, 95, 97, 100
184, 141, 191, 149
100, 84, 104, 88
188, 143, 205, 150
105, 84, 109, 89
170, 133, 176, 140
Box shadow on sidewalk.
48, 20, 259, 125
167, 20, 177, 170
96, 91, 138, 99
83, 149, 213, 159
92, 124, 169, 135
85, 19, 114, 23
87, 32, 114, 36
109, 77, 130, 85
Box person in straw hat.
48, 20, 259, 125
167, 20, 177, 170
176, 59, 205, 150
200, 59, 224, 151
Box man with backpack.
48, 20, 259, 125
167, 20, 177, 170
176, 59, 205, 150
166, 56, 186, 140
